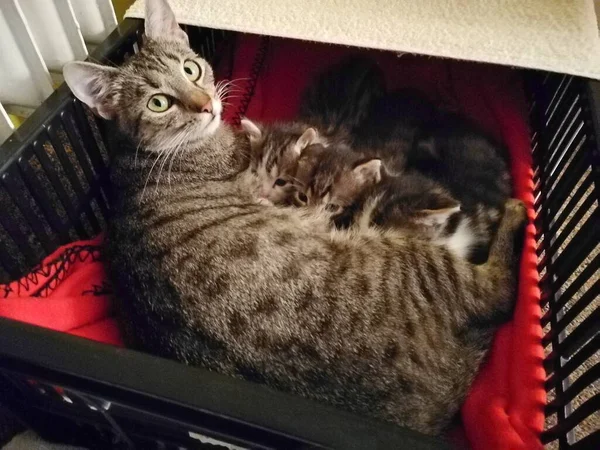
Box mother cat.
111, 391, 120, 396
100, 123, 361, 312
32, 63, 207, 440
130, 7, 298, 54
63, 0, 526, 435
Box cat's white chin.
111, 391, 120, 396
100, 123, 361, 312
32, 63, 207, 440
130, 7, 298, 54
202, 114, 221, 137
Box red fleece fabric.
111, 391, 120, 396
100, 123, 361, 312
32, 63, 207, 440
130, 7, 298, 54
0, 234, 122, 347
0, 34, 545, 450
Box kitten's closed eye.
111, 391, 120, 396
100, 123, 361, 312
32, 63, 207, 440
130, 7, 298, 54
325, 203, 342, 214
296, 192, 308, 204
274, 179, 287, 187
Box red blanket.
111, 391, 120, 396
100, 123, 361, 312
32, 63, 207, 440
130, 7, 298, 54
0, 35, 545, 450
0, 235, 122, 346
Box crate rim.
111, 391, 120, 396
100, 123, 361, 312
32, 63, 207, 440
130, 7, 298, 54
0, 317, 449, 449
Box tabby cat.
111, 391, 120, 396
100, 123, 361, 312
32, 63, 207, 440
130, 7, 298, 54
63, 0, 526, 435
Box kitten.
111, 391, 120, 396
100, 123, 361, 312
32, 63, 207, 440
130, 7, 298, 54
239, 119, 323, 204
410, 110, 512, 212
292, 143, 497, 261
64, 0, 527, 436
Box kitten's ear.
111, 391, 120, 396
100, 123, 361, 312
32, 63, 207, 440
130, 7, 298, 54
353, 159, 382, 186
63, 61, 118, 120
295, 128, 319, 154
417, 192, 461, 226
240, 119, 262, 144
145, 0, 188, 44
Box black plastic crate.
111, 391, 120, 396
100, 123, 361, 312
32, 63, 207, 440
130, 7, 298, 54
0, 18, 598, 450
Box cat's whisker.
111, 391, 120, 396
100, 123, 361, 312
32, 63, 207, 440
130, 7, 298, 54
167, 130, 190, 187
141, 147, 168, 201
158, 131, 188, 191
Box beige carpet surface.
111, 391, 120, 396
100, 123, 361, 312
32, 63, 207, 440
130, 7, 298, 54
126, 0, 600, 80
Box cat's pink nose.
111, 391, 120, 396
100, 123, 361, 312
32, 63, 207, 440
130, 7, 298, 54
188, 91, 213, 114
201, 100, 213, 114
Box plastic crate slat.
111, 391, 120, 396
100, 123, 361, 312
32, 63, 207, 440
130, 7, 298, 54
535, 134, 587, 214
543, 97, 582, 175
60, 106, 110, 222
542, 145, 591, 216
545, 199, 597, 267
0, 241, 22, 281
545, 115, 584, 187
553, 307, 600, 361
545, 86, 580, 150
550, 217, 599, 290
46, 123, 99, 236
545, 334, 600, 390
543, 134, 588, 206
541, 176, 594, 261
534, 159, 590, 236
59, 109, 97, 186
542, 281, 600, 348
544, 251, 600, 320
32, 137, 88, 238
16, 156, 71, 245
545, 362, 600, 416
0, 207, 36, 274
544, 75, 570, 121
70, 100, 108, 176
1, 166, 56, 254
542, 392, 600, 443
545, 113, 585, 183
569, 429, 600, 450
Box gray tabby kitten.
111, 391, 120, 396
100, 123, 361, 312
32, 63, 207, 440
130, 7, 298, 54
289, 143, 498, 261
63, 0, 527, 436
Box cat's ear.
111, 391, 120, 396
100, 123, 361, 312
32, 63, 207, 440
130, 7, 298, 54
145, 0, 189, 44
353, 159, 382, 186
295, 128, 319, 154
63, 61, 118, 120
240, 119, 262, 144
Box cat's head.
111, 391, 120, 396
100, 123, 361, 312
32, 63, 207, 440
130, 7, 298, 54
63, 0, 223, 152
240, 119, 323, 204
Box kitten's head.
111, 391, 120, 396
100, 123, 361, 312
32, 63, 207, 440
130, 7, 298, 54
63, 0, 223, 152
293, 144, 382, 214
373, 176, 461, 234
240, 119, 322, 204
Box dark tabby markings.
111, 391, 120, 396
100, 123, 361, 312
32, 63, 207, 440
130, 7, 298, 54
296, 287, 317, 311
255, 296, 279, 315
228, 311, 248, 334
405, 319, 416, 338
254, 331, 271, 349
383, 341, 400, 363
274, 230, 295, 246
235, 238, 259, 259
281, 262, 301, 280
174, 211, 260, 249
206, 274, 230, 298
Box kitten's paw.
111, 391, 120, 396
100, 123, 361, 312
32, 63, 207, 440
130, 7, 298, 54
256, 197, 273, 206
503, 199, 527, 230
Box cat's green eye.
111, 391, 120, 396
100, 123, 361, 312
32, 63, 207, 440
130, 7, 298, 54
147, 94, 172, 113
183, 60, 202, 82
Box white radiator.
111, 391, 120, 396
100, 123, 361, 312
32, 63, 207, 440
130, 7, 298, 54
0, 0, 117, 145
